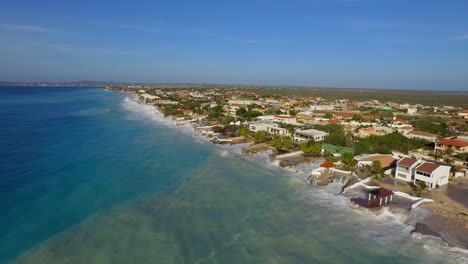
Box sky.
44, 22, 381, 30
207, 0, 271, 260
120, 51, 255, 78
1, 0, 468, 90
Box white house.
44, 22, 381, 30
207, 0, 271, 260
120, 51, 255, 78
310, 104, 335, 111
293, 129, 329, 142
267, 126, 290, 137
395, 157, 423, 182
406, 130, 438, 142
356, 154, 397, 174
407, 107, 418, 115
274, 115, 297, 124
458, 109, 468, 118
391, 118, 411, 129
414, 162, 450, 189
257, 115, 276, 121
248, 122, 272, 133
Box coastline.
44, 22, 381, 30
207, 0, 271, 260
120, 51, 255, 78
120, 92, 468, 257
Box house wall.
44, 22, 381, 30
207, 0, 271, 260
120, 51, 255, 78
395, 165, 413, 182
414, 165, 450, 189
248, 123, 271, 132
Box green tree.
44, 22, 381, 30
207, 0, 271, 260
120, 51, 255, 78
341, 152, 357, 171
371, 160, 385, 179
236, 127, 250, 136
288, 109, 298, 116
300, 140, 322, 154
209, 105, 224, 118
253, 131, 269, 143
416, 181, 427, 197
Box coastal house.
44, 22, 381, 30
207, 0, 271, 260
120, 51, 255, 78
248, 122, 272, 133
267, 126, 290, 137
395, 157, 423, 182
435, 137, 468, 154
293, 129, 329, 142
453, 167, 468, 178
458, 109, 468, 118
391, 118, 411, 129
414, 162, 450, 189
405, 130, 437, 142
407, 107, 418, 115
357, 154, 397, 174
357, 127, 390, 138
274, 115, 297, 124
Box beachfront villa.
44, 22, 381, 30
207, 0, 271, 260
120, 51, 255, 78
414, 162, 450, 189
267, 126, 290, 137
395, 158, 450, 189
395, 157, 422, 182
356, 154, 397, 174
293, 129, 329, 142
248, 122, 272, 133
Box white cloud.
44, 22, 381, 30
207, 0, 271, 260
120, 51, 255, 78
0, 23, 51, 33
447, 34, 468, 41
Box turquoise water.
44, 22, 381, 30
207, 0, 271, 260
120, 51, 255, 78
0, 87, 464, 263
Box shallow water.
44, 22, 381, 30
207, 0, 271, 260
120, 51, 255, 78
1, 87, 466, 263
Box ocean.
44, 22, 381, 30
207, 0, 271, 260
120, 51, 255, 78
0, 86, 465, 263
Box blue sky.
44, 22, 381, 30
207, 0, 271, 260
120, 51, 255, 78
1, 0, 467, 90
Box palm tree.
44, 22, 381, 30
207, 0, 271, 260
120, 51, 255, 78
416, 181, 427, 197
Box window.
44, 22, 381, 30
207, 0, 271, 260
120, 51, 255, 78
416, 171, 431, 177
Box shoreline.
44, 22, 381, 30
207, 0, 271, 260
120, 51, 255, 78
120, 92, 468, 256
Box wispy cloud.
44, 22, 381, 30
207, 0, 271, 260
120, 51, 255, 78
114, 22, 259, 44
447, 34, 468, 41
189, 30, 258, 44
34, 43, 136, 56
0, 23, 52, 33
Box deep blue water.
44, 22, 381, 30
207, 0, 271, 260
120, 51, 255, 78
0, 87, 465, 263
0, 87, 211, 262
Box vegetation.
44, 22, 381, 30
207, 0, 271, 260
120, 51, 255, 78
271, 136, 294, 150
341, 152, 357, 171
244, 87, 468, 108
416, 181, 427, 197
235, 108, 262, 121
253, 131, 270, 143
299, 140, 322, 154
354, 132, 430, 155
369, 161, 385, 179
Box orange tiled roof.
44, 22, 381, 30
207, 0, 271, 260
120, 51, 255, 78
436, 139, 468, 147
416, 162, 440, 174
398, 157, 418, 167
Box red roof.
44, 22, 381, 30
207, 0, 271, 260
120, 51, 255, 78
391, 118, 409, 123
328, 119, 340, 124
334, 113, 354, 118
398, 157, 418, 167
459, 109, 468, 114
416, 162, 440, 174
436, 139, 468, 147
369, 188, 394, 198
360, 155, 396, 169
179, 108, 193, 113
320, 161, 335, 168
